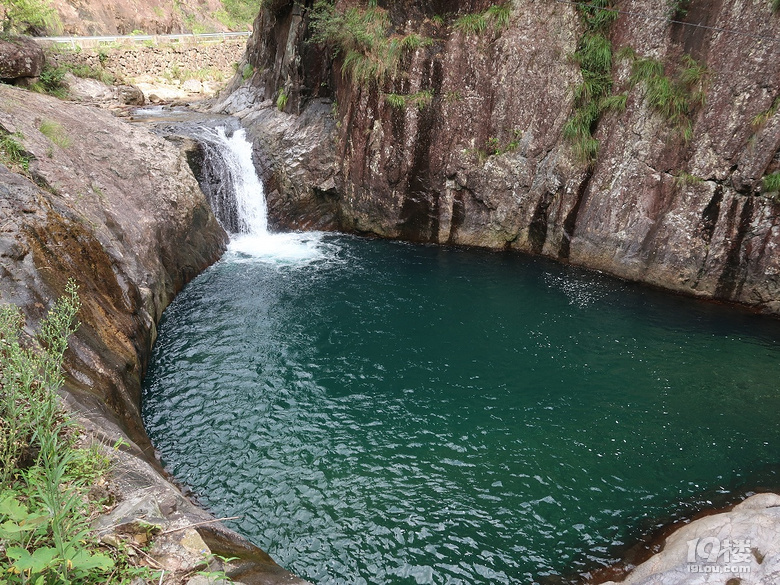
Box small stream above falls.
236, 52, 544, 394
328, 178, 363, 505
139, 112, 780, 584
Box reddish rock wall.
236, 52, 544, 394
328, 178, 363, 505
217, 0, 780, 315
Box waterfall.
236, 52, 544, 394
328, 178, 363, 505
191, 124, 337, 266
193, 126, 268, 235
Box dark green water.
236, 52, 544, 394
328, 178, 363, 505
142, 234, 780, 584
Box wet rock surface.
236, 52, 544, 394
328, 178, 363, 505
0, 83, 308, 584
217, 0, 780, 315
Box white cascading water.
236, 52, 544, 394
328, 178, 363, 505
215, 127, 269, 235
196, 126, 334, 265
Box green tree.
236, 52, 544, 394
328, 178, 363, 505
0, 0, 61, 35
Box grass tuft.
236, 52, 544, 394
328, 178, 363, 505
454, 2, 511, 36
763, 171, 780, 193
310, 1, 433, 85
385, 93, 407, 109
673, 171, 703, 187
276, 89, 288, 111
0, 131, 30, 172
751, 97, 780, 129
627, 53, 708, 140
39, 119, 71, 149
454, 12, 487, 35
383, 89, 434, 111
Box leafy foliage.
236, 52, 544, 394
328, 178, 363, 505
215, 0, 258, 30
0, 283, 119, 585
29, 63, 69, 98
666, 0, 691, 19
0, 0, 60, 34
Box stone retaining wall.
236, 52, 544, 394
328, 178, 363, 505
46, 38, 246, 84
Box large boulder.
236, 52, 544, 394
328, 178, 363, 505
61, 72, 146, 106
0, 35, 44, 80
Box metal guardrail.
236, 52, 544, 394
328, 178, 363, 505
33, 31, 251, 48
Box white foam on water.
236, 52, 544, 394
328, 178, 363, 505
197, 125, 340, 267
227, 231, 341, 267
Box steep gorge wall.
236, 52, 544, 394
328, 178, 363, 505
0, 84, 307, 584
217, 0, 780, 315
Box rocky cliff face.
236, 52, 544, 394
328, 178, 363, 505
48, 0, 240, 35
0, 84, 308, 584
217, 0, 780, 315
